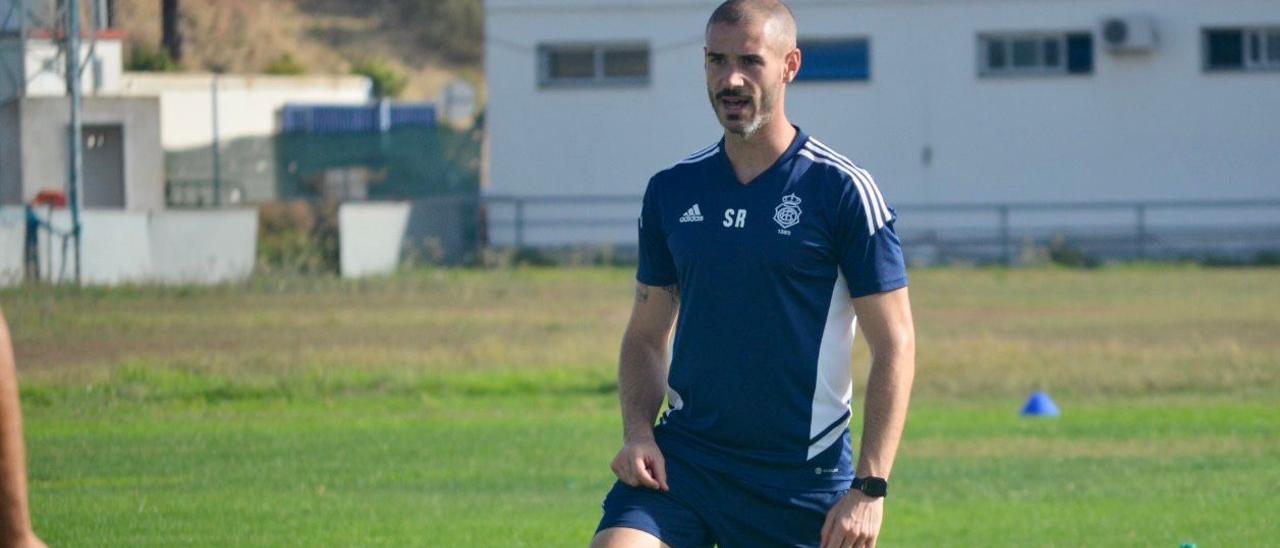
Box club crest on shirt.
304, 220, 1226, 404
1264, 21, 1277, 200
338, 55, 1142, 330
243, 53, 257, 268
774, 193, 802, 234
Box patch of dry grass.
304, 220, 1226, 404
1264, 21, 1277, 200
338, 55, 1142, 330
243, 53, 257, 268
4, 266, 1278, 400
113, 0, 476, 101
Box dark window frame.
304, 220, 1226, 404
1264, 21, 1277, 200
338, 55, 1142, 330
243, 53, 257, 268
537, 42, 651, 88
1203, 26, 1280, 72
978, 31, 1093, 78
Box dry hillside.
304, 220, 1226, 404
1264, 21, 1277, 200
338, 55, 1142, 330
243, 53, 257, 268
113, 0, 482, 101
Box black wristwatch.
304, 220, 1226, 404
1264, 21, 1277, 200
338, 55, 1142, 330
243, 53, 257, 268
852, 476, 888, 498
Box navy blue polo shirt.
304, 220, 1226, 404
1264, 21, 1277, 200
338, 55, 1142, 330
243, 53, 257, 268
637, 128, 908, 490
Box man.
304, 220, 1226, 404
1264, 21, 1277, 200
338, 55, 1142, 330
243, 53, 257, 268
591, 1, 916, 547
0, 310, 46, 548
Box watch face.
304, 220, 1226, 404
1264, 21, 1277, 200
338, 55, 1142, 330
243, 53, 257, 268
861, 477, 888, 497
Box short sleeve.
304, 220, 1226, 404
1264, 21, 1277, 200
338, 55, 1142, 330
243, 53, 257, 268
636, 178, 677, 286
835, 177, 908, 298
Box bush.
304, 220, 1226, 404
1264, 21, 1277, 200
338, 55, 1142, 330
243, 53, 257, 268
1202, 250, 1280, 267
1047, 237, 1101, 269
127, 44, 178, 72
351, 59, 407, 99
1255, 250, 1280, 266
257, 201, 339, 275
264, 53, 306, 75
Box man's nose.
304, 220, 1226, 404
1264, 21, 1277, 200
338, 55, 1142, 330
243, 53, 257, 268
724, 67, 747, 89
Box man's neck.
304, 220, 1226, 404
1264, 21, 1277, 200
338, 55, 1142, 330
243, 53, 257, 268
723, 118, 797, 186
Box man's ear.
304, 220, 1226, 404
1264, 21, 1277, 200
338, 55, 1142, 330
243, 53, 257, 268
785, 47, 802, 83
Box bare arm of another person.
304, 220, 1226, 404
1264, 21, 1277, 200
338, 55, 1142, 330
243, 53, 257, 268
609, 283, 680, 492
821, 287, 916, 548
0, 311, 46, 548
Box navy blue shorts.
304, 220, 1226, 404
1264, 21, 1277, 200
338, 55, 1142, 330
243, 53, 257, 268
595, 452, 849, 547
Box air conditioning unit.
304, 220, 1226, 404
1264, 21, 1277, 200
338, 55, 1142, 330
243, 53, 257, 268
1101, 15, 1157, 54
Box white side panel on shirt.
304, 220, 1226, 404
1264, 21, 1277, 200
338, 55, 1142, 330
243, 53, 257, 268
808, 271, 857, 460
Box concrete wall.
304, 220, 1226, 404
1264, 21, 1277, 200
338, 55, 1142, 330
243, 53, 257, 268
149, 209, 258, 284
339, 202, 411, 278
340, 198, 480, 276
14, 96, 164, 211
32, 209, 151, 285
117, 73, 372, 150
0, 38, 22, 103
0, 207, 23, 285
12, 208, 258, 286
486, 0, 1280, 244
0, 38, 125, 102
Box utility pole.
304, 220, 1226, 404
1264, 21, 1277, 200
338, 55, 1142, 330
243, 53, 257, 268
64, 0, 84, 285
162, 0, 182, 62
94, 0, 110, 29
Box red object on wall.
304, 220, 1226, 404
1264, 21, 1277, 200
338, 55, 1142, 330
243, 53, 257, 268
32, 189, 68, 208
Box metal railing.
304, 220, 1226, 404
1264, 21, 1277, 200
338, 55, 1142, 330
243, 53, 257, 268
484, 194, 640, 249
895, 199, 1280, 263
482, 195, 1280, 264
165, 179, 246, 208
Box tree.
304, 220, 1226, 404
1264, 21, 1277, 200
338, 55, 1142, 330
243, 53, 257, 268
351, 59, 407, 99
265, 53, 306, 76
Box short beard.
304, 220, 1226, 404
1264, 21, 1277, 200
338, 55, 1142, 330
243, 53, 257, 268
730, 113, 767, 139
716, 85, 777, 140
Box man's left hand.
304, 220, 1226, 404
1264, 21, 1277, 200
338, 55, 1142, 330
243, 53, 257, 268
820, 490, 883, 548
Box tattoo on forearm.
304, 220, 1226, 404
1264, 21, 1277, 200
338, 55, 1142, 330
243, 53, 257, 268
635, 284, 679, 305
660, 284, 680, 304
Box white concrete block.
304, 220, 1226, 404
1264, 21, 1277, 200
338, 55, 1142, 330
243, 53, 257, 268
0, 207, 24, 287
339, 202, 411, 278
15, 208, 258, 286
150, 209, 259, 284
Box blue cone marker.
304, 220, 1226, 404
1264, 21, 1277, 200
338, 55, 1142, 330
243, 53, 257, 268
1020, 391, 1061, 417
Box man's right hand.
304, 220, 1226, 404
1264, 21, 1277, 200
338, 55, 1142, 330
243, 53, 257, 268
610, 438, 669, 491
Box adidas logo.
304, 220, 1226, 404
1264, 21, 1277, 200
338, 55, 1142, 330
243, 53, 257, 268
679, 204, 704, 223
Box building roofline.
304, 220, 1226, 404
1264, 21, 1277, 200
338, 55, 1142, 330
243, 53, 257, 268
13, 28, 128, 40
486, 0, 1089, 14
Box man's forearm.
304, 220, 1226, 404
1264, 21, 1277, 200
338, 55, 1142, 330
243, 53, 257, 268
855, 350, 915, 479
0, 319, 34, 543
0, 374, 32, 543
618, 335, 669, 443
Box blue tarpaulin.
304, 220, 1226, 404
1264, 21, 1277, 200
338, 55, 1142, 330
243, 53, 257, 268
281, 102, 437, 134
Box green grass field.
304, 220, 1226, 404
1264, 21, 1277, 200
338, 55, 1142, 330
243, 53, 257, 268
5, 266, 1279, 546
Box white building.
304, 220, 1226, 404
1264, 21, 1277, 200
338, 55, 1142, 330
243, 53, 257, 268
0, 0, 371, 208
117, 73, 372, 150
116, 73, 371, 205
485, 0, 1280, 258
0, 2, 262, 285
1, 24, 165, 212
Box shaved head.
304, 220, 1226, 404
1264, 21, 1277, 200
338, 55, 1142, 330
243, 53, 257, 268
704, 0, 801, 140
706, 0, 797, 53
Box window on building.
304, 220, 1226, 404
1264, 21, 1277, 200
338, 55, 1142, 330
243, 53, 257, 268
1204, 27, 1280, 71
795, 38, 871, 82
538, 43, 650, 87
979, 32, 1093, 77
